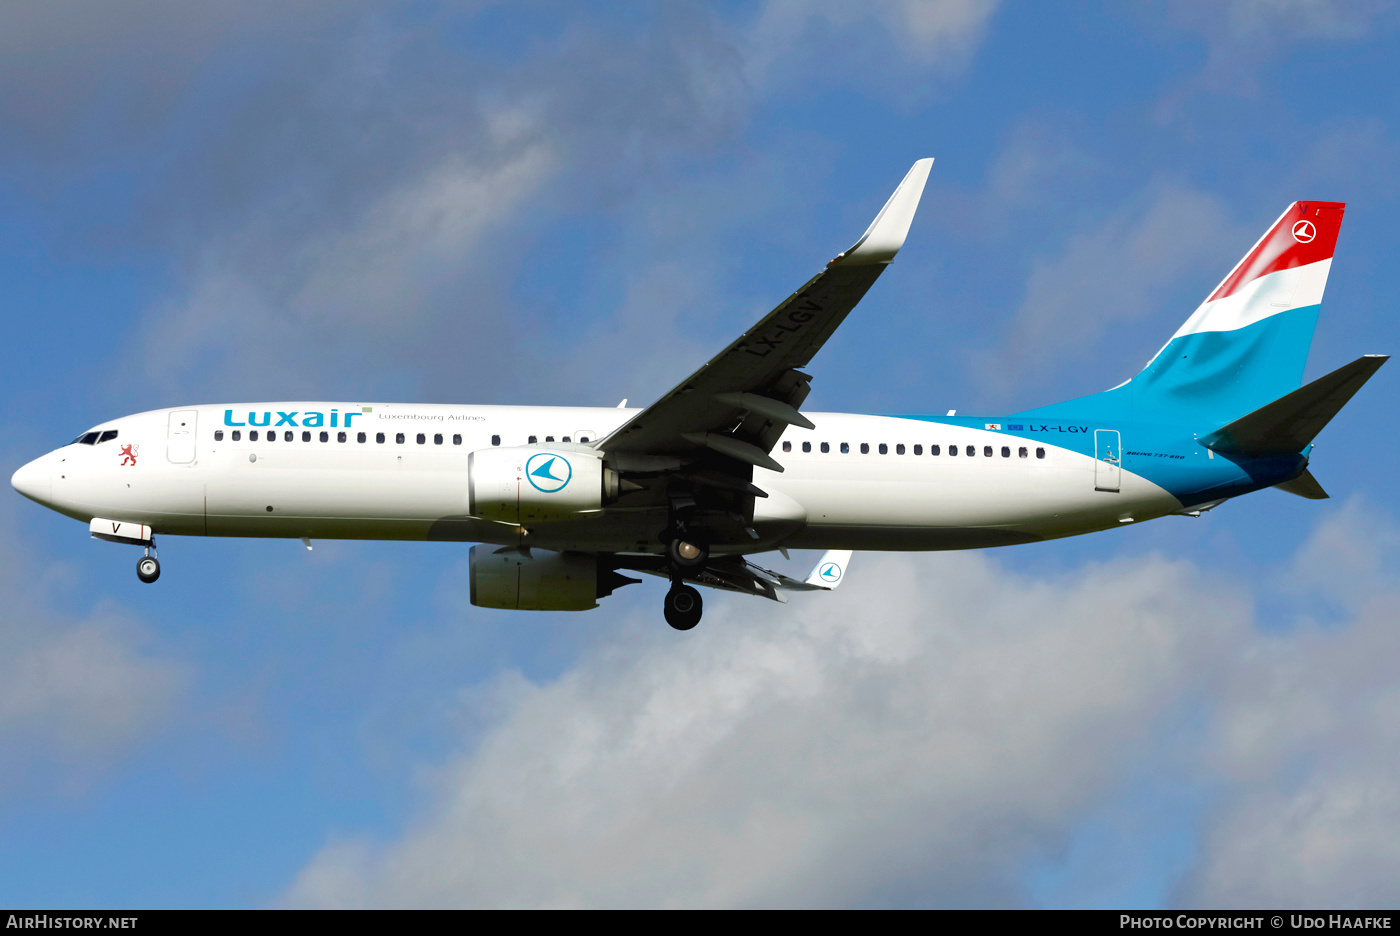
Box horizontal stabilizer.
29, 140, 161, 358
1274, 468, 1329, 500
1199, 354, 1388, 457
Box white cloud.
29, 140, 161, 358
745, 0, 1001, 96
0, 500, 189, 789
1154, 0, 1389, 110
280, 497, 1400, 909
282, 549, 1247, 908
1180, 498, 1400, 908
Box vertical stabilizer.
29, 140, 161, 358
1019, 201, 1345, 426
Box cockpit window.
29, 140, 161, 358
76, 432, 100, 445
98, 430, 118, 443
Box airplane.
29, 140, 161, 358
10, 159, 1387, 630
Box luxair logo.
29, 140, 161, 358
818, 561, 843, 584
525, 453, 571, 493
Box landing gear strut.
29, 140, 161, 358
662, 500, 707, 629
664, 583, 703, 631
136, 540, 160, 584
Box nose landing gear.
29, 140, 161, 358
136, 540, 160, 584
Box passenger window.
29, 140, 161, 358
967, 446, 975, 457
303, 431, 312, 442
821, 442, 830, 453
231, 430, 241, 441
453, 434, 462, 445
545, 436, 554, 442
896, 444, 905, 455
860, 443, 869, 454
416, 433, 425, 444
948, 445, 957, 456
492, 435, 501, 446
433, 433, 443, 445
782, 441, 791, 452
878, 443, 887, 455
376, 432, 385, 443
215, 430, 224, 441
396, 433, 405, 444
1019, 446, 1028, 458
250, 430, 259, 442
579, 436, 590, 443
338, 431, 347, 442
266, 431, 275, 442
320, 431, 329, 442
99, 430, 118, 443
528, 435, 538, 444
931, 445, 939, 456
357, 432, 367, 443
984, 446, 992, 457
913, 444, 922, 455
802, 441, 811, 453
285, 431, 293, 442
562, 436, 571, 443
1001, 446, 1010, 458
1036, 447, 1045, 459
840, 443, 849, 454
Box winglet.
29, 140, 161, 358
832, 158, 933, 266
804, 550, 853, 589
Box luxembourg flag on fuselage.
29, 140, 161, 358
1170, 201, 1344, 342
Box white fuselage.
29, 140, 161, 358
16, 402, 1184, 555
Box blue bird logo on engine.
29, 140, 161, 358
525, 453, 572, 493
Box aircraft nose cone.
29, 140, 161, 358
11, 457, 51, 505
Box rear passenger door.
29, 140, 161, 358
1094, 429, 1121, 493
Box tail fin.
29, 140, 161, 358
1199, 354, 1387, 457
1018, 201, 1346, 425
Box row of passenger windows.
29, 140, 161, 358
73, 430, 119, 445
780, 440, 1046, 459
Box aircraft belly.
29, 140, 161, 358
768, 453, 1181, 550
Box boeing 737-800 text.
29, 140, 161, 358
10, 160, 1386, 629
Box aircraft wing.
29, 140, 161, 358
596, 159, 933, 469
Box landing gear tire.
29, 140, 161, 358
664, 584, 703, 631
668, 537, 709, 571
136, 556, 161, 584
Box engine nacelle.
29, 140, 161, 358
468, 447, 618, 523
469, 546, 635, 611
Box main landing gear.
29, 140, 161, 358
664, 582, 703, 631
663, 513, 708, 629
136, 540, 160, 584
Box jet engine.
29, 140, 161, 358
468, 545, 636, 611
468, 447, 620, 523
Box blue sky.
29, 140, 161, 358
3, 0, 1399, 909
